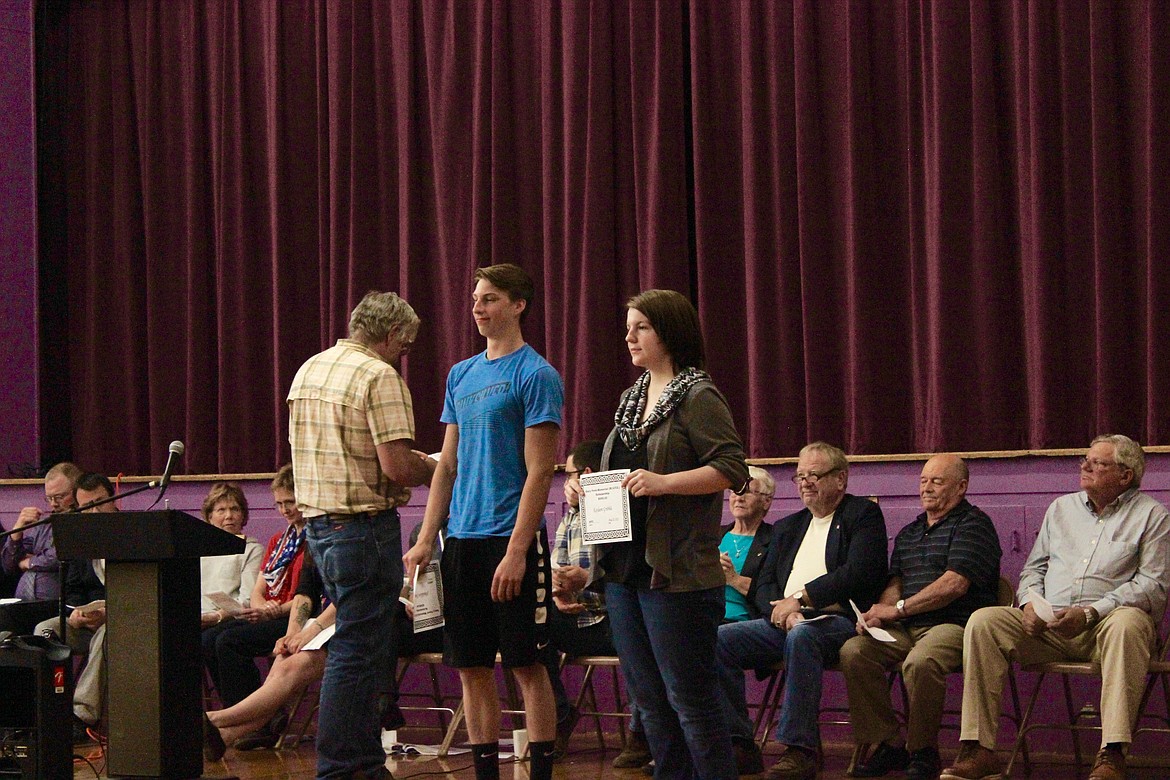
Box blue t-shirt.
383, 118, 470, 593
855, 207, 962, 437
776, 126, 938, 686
442, 344, 564, 538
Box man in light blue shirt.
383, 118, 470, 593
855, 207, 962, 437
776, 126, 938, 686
943, 434, 1170, 780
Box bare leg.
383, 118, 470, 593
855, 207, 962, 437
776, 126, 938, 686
510, 663, 555, 743
207, 650, 326, 745
460, 667, 502, 743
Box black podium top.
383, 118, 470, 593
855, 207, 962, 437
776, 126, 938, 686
52, 509, 245, 561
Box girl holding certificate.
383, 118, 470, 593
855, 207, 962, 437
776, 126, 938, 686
599, 289, 750, 780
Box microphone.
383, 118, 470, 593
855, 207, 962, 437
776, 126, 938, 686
145, 441, 185, 510
157, 440, 185, 490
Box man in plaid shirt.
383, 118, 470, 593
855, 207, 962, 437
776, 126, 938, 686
545, 439, 648, 767
287, 291, 436, 780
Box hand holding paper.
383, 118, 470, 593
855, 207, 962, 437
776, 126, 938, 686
1026, 589, 1056, 622
850, 599, 896, 643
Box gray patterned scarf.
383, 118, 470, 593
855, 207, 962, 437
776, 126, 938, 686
614, 367, 710, 451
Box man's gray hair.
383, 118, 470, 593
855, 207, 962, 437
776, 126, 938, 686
1091, 434, 1145, 487
748, 466, 775, 498
348, 291, 419, 345
799, 441, 849, 475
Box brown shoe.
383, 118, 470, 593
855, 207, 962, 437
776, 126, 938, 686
939, 742, 1001, 780
612, 730, 653, 769
1087, 747, 1126, 780
764, 746, 817, 780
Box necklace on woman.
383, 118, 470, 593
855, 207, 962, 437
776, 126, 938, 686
728, 533, 753, 558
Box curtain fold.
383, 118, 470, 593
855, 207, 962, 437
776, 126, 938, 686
46, 0, 1169, 474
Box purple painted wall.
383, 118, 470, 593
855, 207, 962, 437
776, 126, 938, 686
2, 454, 1168, 756
0, 0, 39, 475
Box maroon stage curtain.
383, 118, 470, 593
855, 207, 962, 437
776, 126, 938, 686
41, 1, 1169, 475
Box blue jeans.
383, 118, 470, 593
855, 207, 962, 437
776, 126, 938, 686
716, 615, 855, 751
606, 582, 734, 780
307, 510, 401, 779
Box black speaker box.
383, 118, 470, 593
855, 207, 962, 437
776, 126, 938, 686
0, 634, 72, 780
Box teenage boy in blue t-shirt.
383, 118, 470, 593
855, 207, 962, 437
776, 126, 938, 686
405, 263, 564, 780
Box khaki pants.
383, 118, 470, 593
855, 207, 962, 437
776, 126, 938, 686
840, 622, 965, 751
959, 605, 1156, 749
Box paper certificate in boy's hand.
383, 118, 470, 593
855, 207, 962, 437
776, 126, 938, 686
579, 469, 633, 544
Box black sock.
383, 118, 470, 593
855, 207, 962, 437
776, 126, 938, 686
471, 742, 500, 780
528, 739, 556, 780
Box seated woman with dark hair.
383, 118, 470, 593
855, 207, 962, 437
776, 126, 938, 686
202, 468, 308, 709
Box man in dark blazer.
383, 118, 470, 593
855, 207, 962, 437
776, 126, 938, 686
720, 465, 777, 623
715, 442, 888, 779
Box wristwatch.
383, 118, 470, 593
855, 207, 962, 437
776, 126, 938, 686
895, 599, 907, 616
1082, 607, 1098, 627
793, 590, 807, 607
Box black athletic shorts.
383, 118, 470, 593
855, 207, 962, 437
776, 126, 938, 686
441, 532, 551, 669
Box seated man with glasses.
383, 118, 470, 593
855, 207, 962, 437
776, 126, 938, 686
942, 435, 1170, 780
34, 472, 118, 742
0, 462, 82, 634
715, 442, 888, 779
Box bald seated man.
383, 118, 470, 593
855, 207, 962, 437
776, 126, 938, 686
840, 455, 1002, 780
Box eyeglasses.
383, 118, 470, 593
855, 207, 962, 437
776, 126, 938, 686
564, 469, 583, 478
1081, 457, 1124, 471
791, 468, 840, 485
748, 490, 774, 499
45, 491, 72, 506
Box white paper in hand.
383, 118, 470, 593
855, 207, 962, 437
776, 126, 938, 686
303, 624, 334, 651
1026, 589, 1056, 622
850, 599, 896, 642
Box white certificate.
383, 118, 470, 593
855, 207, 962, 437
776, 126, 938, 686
410, 556, 445, 633
579, 469, 633, 544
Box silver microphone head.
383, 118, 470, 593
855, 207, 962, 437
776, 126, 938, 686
169, 440, 185, 456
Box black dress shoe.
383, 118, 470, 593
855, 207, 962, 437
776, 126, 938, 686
72, 715, 95, 745
233, 710, 290, 751
734, 739, 765, 775
203, 713, 227, 762
905, 746, 941, 780
850, 742, 910, 777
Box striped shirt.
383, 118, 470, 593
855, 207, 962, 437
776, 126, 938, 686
889, 499, 1001, 627
287, 339, 415, 515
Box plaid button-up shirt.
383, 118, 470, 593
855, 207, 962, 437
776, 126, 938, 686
288, 339, 415, 516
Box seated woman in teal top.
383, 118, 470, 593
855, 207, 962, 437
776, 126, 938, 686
719, 466, 776, 622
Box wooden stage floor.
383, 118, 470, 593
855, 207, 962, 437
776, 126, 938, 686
70, 727, 1170, 779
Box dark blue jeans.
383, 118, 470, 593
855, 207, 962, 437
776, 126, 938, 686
606, 582, 734, 780
307, 510, 401, 779
715, 614, 855, 751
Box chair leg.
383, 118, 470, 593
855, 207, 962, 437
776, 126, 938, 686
754, 669, 785, 751
1006, 667, 1032, 773
847, 743, 870, 775
609, 664, 628, 747
1006, 671, 1048, 777
439, 699, 465, 758
1060, 673, 1085, 768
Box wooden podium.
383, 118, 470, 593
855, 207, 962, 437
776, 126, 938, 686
53, 510, 243, 778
